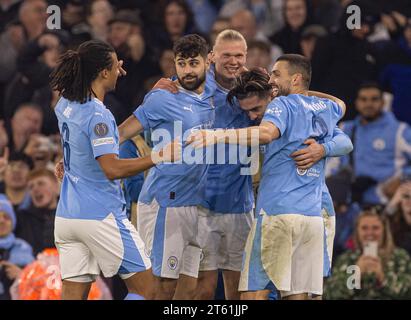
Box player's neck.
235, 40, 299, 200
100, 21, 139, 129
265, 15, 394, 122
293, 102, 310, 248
291, 88, 309, 95
91, 83, 106, 102
215, 72, 235, 91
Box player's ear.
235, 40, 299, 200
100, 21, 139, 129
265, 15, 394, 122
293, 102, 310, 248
209, 50, 215, 64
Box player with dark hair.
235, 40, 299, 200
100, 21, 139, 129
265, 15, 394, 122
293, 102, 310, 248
118, 34, 216, 299
51, 39, 180, 300
189, 55, 347, 300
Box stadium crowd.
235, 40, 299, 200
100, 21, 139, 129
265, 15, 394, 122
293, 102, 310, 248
0, 0, 411, 300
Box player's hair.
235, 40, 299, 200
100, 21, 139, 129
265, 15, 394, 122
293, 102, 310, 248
28, 168, 58, 183
276, 54, 311, 89
357, 81, 383, 98
213, 29, 247, 50
173, 34, 209, 59
227, 69, 272, 105
50, 40, 115, 104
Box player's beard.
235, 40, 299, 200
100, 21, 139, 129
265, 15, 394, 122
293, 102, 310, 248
178, 70, 206, 91
274, 82, 291, 97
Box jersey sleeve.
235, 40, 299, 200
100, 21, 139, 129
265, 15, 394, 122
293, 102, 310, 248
330, 100, 344, 122
87, 108, 118, 159
323, 126, 354, 157
133, 90, 172, 131
262, 98, 289, 136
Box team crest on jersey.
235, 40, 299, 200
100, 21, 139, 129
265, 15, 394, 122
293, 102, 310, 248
168, 256, 178, 270
94, 123, 109, 137
373, 138, 386, 151
297, 168, 308, 176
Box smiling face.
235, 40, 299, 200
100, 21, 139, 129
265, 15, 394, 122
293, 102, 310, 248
212, 39, 247, 86
357, 215, 384, 249
269, 61, 293, 96
175, 54, 207, 91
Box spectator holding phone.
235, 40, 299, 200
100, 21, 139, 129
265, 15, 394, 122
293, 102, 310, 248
324, 209, 411, 299
0, 196, 34, 300
385, 181, 411, 255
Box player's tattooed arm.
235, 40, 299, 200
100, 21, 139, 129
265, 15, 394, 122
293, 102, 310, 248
118, 115, 144, 144
307, 90, 346, 116
187, 122, 280, 148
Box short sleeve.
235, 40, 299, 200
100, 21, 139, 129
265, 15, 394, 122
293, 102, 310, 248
88, 109, 118, 158
262, 98, 289, 136
330, 100, 344, 122
133, 90, 172, 130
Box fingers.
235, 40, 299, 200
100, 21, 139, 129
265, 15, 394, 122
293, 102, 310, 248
118, 60, 127, 76
153, 78, 178, 93
296, 162, 315, 170
304, 138, 317, 145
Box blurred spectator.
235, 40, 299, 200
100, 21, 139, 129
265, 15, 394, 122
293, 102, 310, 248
0, 153, 33, 212
186, 0, 220, 34
86, 0, 114, 42
219, 0, 284, 38
0, 0, 22, 33
230, 9, 282, 64
336, 83, 411, 206
385, 181, 411, 255
144, 47, 176, 92
300, 24, 327, 60
310, 2, 380, 119
148, 0, 201, 54
4, 31, 65, 134
5, 103, 43, 154
269, 0, 310, 54
380, 21, 411, 125
16, 169, 58, 256
311, 0, 343, 32
324, 209, 411, 299
0, 0, 47, 114
209, 17, 230, 46
246, 40, 271, 71
0, 196, 34, 300
106, 9, 160, 122
23, 134, 59, 170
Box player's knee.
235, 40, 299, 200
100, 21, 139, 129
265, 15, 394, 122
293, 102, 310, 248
196, 281, 217, 300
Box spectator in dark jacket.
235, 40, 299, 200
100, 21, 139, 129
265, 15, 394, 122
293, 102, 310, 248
310, 4, 379, 119
16, 169, 58, 256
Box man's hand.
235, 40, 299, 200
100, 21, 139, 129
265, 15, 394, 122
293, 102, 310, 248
151, 139, 182, 164
153, 78, 178, 93
0, 261, 22, 280
0, 120, 9, 151
54, 159, 64, 182
118, 60, 127, 77
186, 130, 221, 149
290, 138, 325, 170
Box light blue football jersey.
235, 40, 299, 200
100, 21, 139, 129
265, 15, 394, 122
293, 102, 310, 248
55, 97, 126, 221
134, 82, 216, 207
256, 94, 344, 217
203, 68, 255, 213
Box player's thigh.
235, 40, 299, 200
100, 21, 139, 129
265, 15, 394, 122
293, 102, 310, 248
195, 270, 219, 300
197, 208, 221, 272
152, 206, 201, 280
219, 212, 253, 271
84, 213, 151, 279
222, 269, 241, 300
241, 290, 270, 300
123, 268, 155, 299
55, 217, 100, 282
